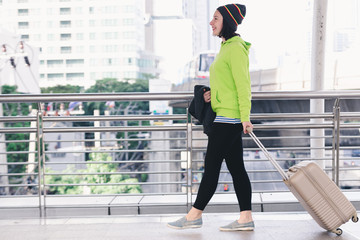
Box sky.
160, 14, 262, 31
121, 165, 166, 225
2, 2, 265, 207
219, 0, 312, 68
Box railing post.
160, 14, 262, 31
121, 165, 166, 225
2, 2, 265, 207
187, 107, 193, 211
332, 99, 341, 186
310, 0, 328, 170
40, 107, 47, 218
36, 103, 43, 217
0, 102, 9, 195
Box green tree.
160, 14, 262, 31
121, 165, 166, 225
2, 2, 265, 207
41, 84, 83, 112
46, 152, 141, 195
1, 85, 31, 188
1, 85, 31, 116
85, 78, 149, 93
40, 78, 150, 116
84, 78, 149, 116
41, 84, 83, 93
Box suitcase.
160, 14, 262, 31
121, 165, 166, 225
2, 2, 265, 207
247, 128, 359, 235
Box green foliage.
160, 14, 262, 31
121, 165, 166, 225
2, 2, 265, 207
1, 85, 31, 183
85, 78, 149, 93
84, 78, 149, 116
41, 85, 83, 113
40, 78, 150, 116
46, 152, 142, 195
2, 85, 31, 116
41, 84, 83, 93
173, 107, 186, 115
6, 124, 30, 181
141, 173, 148, 182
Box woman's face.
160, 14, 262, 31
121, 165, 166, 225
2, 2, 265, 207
210, 10, 223, 36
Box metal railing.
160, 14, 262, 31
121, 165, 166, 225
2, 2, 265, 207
0, 91, 360, 217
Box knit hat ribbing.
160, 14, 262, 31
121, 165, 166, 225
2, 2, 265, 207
217, 3, 246, 31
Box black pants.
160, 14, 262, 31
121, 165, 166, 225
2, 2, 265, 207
193, 123, 252, 211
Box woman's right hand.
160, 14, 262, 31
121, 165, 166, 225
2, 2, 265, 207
203, 90, 211, 103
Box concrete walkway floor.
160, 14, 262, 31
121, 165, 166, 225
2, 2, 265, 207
0, 212, 359, 240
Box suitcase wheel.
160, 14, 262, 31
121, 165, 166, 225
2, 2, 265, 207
334, 228, 343, 236
352, 215, 359, 223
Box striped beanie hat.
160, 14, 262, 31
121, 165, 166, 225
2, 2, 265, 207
217, 3, 246, 31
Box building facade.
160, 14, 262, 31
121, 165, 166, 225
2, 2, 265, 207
182, 0, 219, 55
0, 0, 159, 89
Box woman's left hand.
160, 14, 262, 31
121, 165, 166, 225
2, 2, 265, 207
242, 121, 253, 134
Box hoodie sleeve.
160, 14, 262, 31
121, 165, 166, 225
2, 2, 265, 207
229, 43, 252, 122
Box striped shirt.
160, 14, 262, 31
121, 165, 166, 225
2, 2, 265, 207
214, 116, 241, 124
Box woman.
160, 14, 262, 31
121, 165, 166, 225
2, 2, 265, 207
167, 3, 254, 231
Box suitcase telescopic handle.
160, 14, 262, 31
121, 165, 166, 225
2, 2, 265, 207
246, 127, 289, 181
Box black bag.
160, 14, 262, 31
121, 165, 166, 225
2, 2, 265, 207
189, 85, 216, 135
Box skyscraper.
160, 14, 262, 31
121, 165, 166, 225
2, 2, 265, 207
182, 0, 219, 54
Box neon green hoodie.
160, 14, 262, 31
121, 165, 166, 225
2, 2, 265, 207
209, 36, 252, 122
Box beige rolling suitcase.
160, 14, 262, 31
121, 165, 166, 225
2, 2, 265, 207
248, 129, 358, 235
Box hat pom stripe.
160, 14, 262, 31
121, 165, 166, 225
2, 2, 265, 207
233, 4, 244, 19
224, 5, 239, 25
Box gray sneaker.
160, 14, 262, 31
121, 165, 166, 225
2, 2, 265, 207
167, 216, 203, 230
219, 220, 255, 231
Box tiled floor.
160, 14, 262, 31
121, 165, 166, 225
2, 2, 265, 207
0, 212, 359, 240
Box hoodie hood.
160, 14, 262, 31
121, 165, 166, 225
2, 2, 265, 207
222, 35, 251, 54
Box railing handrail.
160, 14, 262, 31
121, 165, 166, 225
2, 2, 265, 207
2, 90, 360, 103
252, 90, 360, 100
43, 114, 187, 122
0, 92, 193, 103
